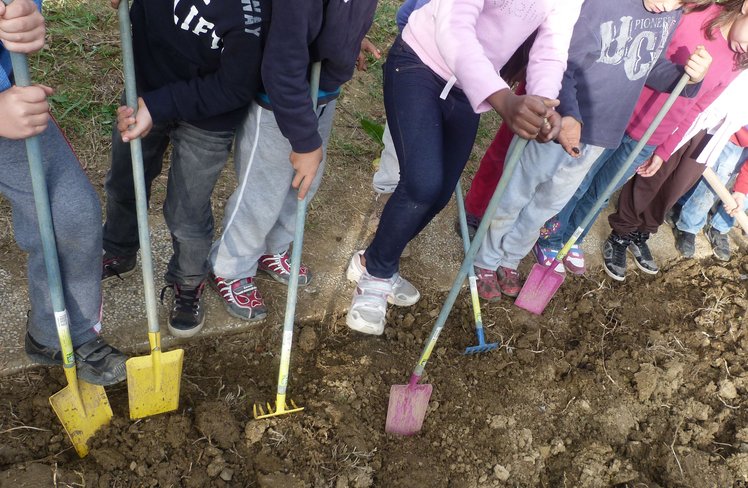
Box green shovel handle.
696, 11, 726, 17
276, 60, 322, 397
117, 0, 161, 335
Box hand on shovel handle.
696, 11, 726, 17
702, 167, 748, 234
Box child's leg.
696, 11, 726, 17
608, 135, 702, 236
637, 132, 710, 234
463, 122, 512, 218
570, 135, 655, 239
364, 38, 479, 279
210, 105, 297, 280
676, 141, 744, 234
538, 147, 614, 249
162, 123, 234, 288
372, 121, 400, 194
263, 101, 337, 255
1, 120, 103, 348
103, 120, 171, 257
496, 145, 606, 270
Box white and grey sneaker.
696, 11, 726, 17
628, 231, 659, 274
602, 233, 631, 281
346, 250, 420, 306
347, 271, 393, 335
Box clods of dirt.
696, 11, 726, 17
0, 255, 747, 487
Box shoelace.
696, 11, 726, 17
161, 283, 203, 314
633, 232, 654, 260
103, 257, 126, 280
611, 237, 628, 263
261, 253, 289, 273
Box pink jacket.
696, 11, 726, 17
402, 0, 582, 113
626, 4, 744, 161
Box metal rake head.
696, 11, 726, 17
464, 342, 500, 355
253, 399, 304, 419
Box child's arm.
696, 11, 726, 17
645, 47, 711, 97
525, 0, 583, 106
261, 0, 325, 199
0, 0, 44, 53
120, 0, 266, 140
724, 157, 748, 216
0, 0, 52, 140
655, 81, 728, 165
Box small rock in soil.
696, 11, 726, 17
493, 464, 510, 481
719, 379, 737, 400
244, 420, 269, 445
219, 468, 234, 481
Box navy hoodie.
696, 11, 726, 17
130, 0, 269, 131
260, 0, 377, 153
557, 0, 701, 149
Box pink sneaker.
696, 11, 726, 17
258, 251, 312, 286
497, 266, 522, 297
562, 244, 586, 275
531, 243, 565, 273
474, 267, 501, 302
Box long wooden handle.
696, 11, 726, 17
702, 167, 748, 234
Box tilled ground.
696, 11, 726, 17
0, 255, 747, 488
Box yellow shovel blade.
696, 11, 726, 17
126, 348, 184, 419
49, 380, 113, 457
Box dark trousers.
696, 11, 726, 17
103, 118, 234, 287
609, 130, 709, 235
365, 37, 480, 278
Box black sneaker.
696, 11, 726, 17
454, 212, 481, 241
665, 204, 681, 228
25, 333, 127, 386
674, 228, 696, 258
629, 231, 659, 274
102, 252, 137, 282
162, 282, 206, 338
602, 232, 631, 281
706, 226, 731, 261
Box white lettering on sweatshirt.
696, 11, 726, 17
597, 15, 674, 81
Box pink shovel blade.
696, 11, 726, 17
514, 263, 566, 315
385, 382, 433, 436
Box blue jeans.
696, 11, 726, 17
711, 191, 748, 233
676, 142, 748, 234
365, 37, 480, 278
104, 119, 234, 287
1, 120, 102, 348
539, 134, 654, 249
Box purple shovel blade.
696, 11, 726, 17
385, 382, 433, 436
514, 262, 566, 315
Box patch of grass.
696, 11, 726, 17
35, 0, 121, 173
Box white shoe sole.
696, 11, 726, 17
167, 317, 205, 338
346, 252, 420, 307
628, 248, 658, 275
346, 311, 384, 335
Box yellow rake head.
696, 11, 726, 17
253, 397, 304, 419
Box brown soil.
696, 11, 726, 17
1, 255, 747, 487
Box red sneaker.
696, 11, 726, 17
258, 251, 312, 286
497, 266, 522, 297
474, 267, 502, 302
210, 273, 267, 322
